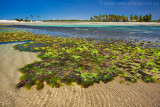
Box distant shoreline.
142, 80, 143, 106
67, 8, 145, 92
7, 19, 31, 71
0, 20, 160, 26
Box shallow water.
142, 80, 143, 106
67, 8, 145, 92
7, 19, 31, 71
0, 25, 160, 43
0, 41, 31, 45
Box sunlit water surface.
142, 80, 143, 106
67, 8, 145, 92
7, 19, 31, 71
0, 25, 160, 43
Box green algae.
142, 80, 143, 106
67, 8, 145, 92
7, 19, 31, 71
0, 30, 159, 89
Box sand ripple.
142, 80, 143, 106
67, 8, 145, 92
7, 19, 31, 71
0, 43, 160, 107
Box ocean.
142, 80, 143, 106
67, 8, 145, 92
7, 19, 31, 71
1, 24, 160, 43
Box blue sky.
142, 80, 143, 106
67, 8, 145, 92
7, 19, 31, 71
0, 0, 160, 20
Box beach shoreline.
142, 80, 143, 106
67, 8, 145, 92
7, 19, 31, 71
0, 43, 160, 107
0, 20, 160, 26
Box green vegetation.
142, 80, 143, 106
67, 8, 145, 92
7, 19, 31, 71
14, 18, 31, 22
130, 15, 134, 21
134, 15, 138, 22
13, 14, 158, 22
90, 14, 128, 22
43, 19, 91, 22
90, 14, 152, 22
119, 80, 124, 84
31, 15, 33, 21
14, 15, 40, 22
0, 29, 159, 89
0, 31, 41, 42
37, 16, 40, 21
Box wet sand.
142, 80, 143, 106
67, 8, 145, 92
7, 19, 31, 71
0, 43, 160, 107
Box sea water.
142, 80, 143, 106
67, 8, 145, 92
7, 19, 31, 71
0, 25, 160, 43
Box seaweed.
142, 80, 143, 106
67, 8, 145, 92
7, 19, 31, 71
0, 31, 159, 89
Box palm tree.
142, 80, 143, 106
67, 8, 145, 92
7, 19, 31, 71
138, 15, 142, 22
99, 15, 102, 22
143, 15, 149, 22
108, 15, 110, 21
134, 15, 138, 22
115, 15, 118, 22
121, 15, 125, 22
26, 16, 28, 20
90, 17, 93, 21
89, 14, 153, 22
110, 14, 114, 21
102, 15, 106, 22
37, 16, 39, 21
148, 14, 152, 22
94, 15, 98, 21
125, 16, 128, 22
130, 15, 133, 21
110, 14, 113, 21
105, 15, 108, 22
31, 15, 33, 22
25, 16, 29, 22
118, 15, 122, 22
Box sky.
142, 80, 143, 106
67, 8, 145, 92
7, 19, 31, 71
0, 0, 160, 20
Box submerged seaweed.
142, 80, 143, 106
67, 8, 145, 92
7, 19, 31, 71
0, 30, 160, 89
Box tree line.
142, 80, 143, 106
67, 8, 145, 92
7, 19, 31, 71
14, 15, 40, 22
43, 19, 89, 22
90, 14, 152, 22
13, 14, 160, 22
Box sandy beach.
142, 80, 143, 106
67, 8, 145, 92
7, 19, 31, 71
0, 20, 160, 26
0, 42, 160, 107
